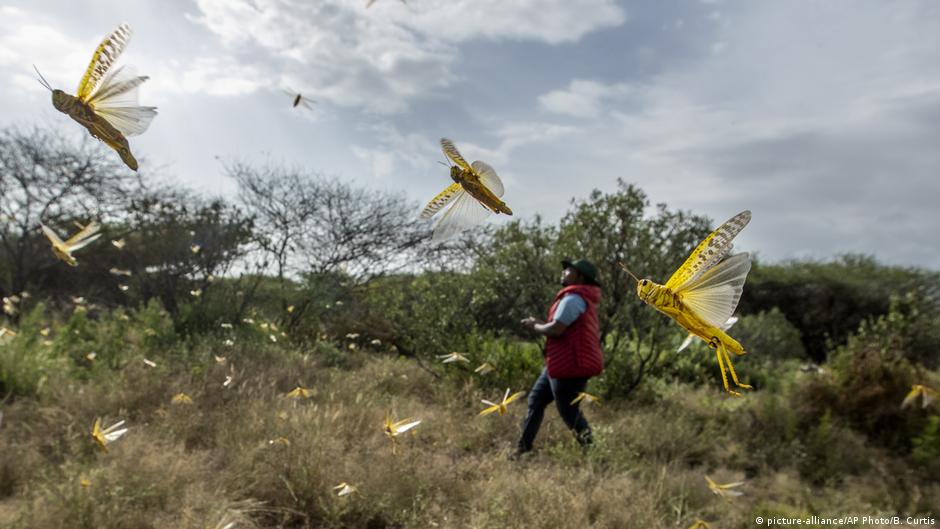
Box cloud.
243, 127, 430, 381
538, 79, 632, 118
397, 0, 626, 45
0, 9, 261, 100
3, 0, 939, 269
467, 121, 580, 167
150, 57, 265, 97
350, 121, 438, 180
507, 1, 940, 266
189, 0, 625, 113
0, 8, 95, 94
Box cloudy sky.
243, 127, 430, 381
1, 0, 939, 268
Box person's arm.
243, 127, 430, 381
521, 293, 585, 338
521, 317, 568, 338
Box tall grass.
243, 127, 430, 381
0, 310, 937, 529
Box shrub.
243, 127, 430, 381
0, 303, 65, 399
911, 415, 940, 477
798, 298, 926, 451
733, 307, 806, 362
740, 255, 940, 363
795, 410, 871, 485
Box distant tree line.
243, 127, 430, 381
2, 125, 937, 373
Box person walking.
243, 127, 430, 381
516, 259, 603, 457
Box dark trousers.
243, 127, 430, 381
517, 367, 592, 452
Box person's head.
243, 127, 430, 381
561, 259, 601, 287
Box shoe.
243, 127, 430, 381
576, 428, 593, 446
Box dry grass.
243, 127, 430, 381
1, 329, 937, 529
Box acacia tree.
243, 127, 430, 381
232, 162, 429, 280
230, 163, 317, 294
0, 126, 141, 298
120, 188, 254, 324
298, 177, 428, 278
231, 162, 432, 332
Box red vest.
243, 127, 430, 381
544, 284, 603, 378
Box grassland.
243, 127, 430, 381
1, 304, 937, 529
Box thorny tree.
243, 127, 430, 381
0, 126, 141, 298
231, 162, 430, 327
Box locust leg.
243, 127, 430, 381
713, 342, 739, 396
720, 342, 752, 391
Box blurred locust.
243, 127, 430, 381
171, 392, 193, 404
35, 23, 156, 171
383, 411, 421, 454
705, 474, 744, 500
474, 362, 496, 375
902, 384, 939, 410
91, 417, 128, 452
570, 392, 601, 406
333, 482, 359, 496
437, 351, 470, 364
479, 388, 524, 417
421, 138, 512, 242
40, 221, 101, 266
622, 210, 753, 396
282, 87, 315, 110
285, 386, 312, 399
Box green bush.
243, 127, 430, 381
740, 255, 940, 363
798, 298, 926, 451
0, 304, 64, 399
911, 415, 940, 477
734, 307, 806, 362
463, 334, 544, 392
738, 390, 800, 470
795, 409, 871, 485
359, 272, 480, 360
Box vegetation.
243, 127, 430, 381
0, 127, 937, 528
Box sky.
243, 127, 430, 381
1, 0, 939, 269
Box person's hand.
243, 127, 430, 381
520, 317, 538, 331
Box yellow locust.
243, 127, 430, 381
35, 24, 156, 171
333, 482, 359, 496
479, 388, 525, 416
285, 386, 312, 399
705, 474, 745, 500
622, 210, 753, 396
570, 392, 601, 406
383, 411, 421, 454
901, 384, 939, 410
171, 392, 193, 404
474, 362, 497, 375
40, 221, 102, 266
91, 417, 128, 452
421, 138, 512, 242
437, 351, 470, 364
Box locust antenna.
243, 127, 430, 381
618, 262, 640, 283
438, 151, 455, 168
33, 65, 52, 91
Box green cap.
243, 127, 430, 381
561, 259, 601, 287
